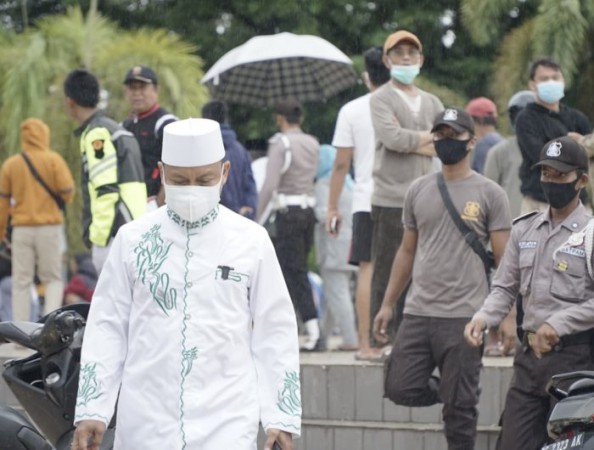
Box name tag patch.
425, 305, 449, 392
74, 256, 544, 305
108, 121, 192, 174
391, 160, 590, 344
519, 240, 537, 249
557, 246, 586, 258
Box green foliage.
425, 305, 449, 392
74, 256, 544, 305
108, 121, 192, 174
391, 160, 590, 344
0, 5, 208, 254
94, 28, 209, 121
489, 20, 535, 117
532, 0, 587, 87
461, 0, 518, 46
462, 0, 594, 123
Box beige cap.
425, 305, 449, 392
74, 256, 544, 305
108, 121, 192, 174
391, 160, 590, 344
162, 118, 225, 167
383, 30, 422, 54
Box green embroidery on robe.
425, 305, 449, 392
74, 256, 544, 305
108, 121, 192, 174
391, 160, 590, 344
276, 371, 302, 417
134, 224, 176, 314
166, 206, 219, 230
77, 363, 103, 407
182, 347, 198, 376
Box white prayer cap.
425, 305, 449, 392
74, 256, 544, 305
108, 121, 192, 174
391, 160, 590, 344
162, 118, 225, 167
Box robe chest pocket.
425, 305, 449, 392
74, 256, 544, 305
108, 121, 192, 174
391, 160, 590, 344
519, 251, 535, 295
214, 266, 250, 299
550, 256, 585, 303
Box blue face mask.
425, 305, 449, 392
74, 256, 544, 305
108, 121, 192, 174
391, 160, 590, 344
390, 64, 420, 85
536, 80, 565, 104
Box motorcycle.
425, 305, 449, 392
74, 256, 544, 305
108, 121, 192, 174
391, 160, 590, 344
542, 371, 594, 450
0, 304, 115, 449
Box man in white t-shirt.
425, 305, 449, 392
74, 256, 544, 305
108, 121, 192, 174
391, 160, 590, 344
326, 46, 390, 360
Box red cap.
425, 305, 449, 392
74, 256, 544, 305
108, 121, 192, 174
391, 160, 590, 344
466, 97, 497, 118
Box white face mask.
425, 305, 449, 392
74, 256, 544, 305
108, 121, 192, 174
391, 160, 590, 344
163, 168, 223, 223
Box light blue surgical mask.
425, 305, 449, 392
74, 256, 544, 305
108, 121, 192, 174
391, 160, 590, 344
536, 80, 565, 104
390, 64, 420, 85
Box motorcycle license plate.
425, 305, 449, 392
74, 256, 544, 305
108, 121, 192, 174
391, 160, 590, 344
542, 433, 585, 450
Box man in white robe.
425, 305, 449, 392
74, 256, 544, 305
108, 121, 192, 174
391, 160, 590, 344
72, 118, 301, 450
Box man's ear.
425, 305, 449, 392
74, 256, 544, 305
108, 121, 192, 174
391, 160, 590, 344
158, 162, 165, 184
382, 54, 391, 70
467, 136, 478, 152
578, 172, 589, 190
221, 161, 231, 188
418, 54, 424, 69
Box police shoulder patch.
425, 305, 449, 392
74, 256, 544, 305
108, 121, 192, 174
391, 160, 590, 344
512, 210, 539, 225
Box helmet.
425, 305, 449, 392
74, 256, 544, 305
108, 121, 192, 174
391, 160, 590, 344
507, 90, 535, 111
507, 90, 535, 128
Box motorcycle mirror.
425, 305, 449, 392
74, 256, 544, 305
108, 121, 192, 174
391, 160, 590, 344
0, 322, 44, 350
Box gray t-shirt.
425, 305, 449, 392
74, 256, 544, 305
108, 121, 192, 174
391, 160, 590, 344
403, 171, 511, 318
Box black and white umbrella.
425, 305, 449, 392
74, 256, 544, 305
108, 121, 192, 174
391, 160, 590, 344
201, 32, 358, 107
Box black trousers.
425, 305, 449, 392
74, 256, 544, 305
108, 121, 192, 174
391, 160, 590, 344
272, 207, 317, 322
497, 342, 594, 450
386, 315, 482, 450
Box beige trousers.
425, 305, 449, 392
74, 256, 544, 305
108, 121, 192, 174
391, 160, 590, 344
11, 224, 64, 321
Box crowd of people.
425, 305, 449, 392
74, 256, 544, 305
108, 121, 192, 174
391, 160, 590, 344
0, 26, 593, 450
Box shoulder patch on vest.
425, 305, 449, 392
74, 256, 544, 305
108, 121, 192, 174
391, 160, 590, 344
92, 140, 105, 159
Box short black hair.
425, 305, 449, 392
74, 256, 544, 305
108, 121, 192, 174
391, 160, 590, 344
63, 69, 100, 108
201, 100, 228, 124
364, 46, 390, 87
529, 58, 562, 80
275, 98, 303, 124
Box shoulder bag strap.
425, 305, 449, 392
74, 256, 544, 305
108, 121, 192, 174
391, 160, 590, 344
279, 134, 292, 174
20, 152, 65, 211
436, 172, 491, 274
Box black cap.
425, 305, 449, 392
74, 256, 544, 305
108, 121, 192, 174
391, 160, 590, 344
431, 108, 474, 135
275, 98, 303, 118
533, 137, 589, 173
123, 65, 158, 85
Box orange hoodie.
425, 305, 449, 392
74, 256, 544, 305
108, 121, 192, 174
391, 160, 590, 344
0, 118, 75, 239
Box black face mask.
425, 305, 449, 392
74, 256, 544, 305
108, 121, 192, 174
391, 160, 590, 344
434, 138, 470, 165
541, 179, 580, 209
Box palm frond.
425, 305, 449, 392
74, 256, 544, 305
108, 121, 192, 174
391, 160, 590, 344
581, 0, 594, 22
95, 28, 209, 120
531, 0, 587, 87
416, 77, 468, 109
461, 0, 519, 46
489, 19, 535, 117
0, 32, 52, 153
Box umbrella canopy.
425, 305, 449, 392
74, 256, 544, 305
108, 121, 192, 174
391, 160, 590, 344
201, 32, 358, 107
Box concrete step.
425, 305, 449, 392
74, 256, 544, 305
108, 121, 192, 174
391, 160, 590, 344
284, 351, 513, 450
299, 351, 513, 427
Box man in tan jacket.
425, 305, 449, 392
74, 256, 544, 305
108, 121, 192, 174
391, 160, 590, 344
0, 118, 74, 321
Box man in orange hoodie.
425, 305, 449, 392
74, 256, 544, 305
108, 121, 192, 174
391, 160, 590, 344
0, 118, 75, 321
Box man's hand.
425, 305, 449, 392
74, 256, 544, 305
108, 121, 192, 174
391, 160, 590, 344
415, 142, 436, 157
264, 429, 293, 450
71, 420, 106, 450
373, 305, 394, 343
498, 314, 518, 356
325, 209, 341, 237
567, 131, 584, 142
464, 319, 486, 347
531, 323, 560, 359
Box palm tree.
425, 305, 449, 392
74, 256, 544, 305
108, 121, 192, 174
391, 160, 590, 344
461, 0, 594, 117
0, 6, 209, 253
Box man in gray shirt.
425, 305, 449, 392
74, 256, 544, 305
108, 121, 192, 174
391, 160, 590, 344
369, 30, 444, 346
466, 136, 594, 450
375, 108, 511, 450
